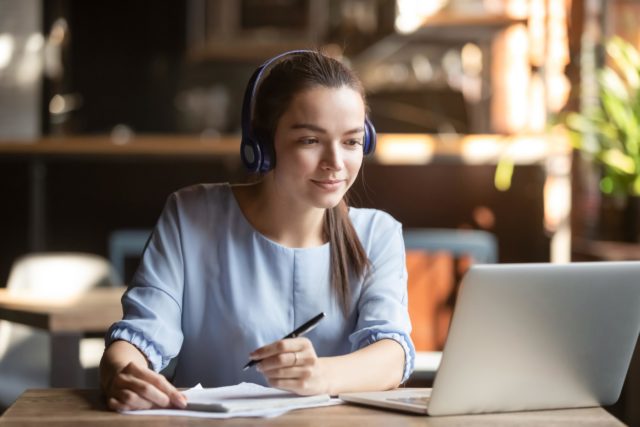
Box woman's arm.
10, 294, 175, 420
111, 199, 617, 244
251, 337, 405, 395
100, 340, 187, 411
320, 339, 405, 394
101, 193, 188, 411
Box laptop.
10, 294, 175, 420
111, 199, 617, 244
340, 261, 640, 416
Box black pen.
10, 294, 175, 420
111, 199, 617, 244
242, 312, 326, 371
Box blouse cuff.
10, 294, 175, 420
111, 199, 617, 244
361, 331, 415, 383
106, 325, 170, 372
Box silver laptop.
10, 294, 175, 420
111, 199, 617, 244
340, 261, 640, 416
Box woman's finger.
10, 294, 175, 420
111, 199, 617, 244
122, 363, 187, 408
258, 350, 307, 371
108, 397, 129, 412
251, 337, 312, 360
111, 368, 173, 409
111, 388, 154, 410
260, 365, 313, 380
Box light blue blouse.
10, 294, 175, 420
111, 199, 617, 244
107, 183, 415, 387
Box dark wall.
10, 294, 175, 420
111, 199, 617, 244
350, 162, 549, 264
45, 0, 187, 134
0, 156, 247, 284
0, 156, 548, 285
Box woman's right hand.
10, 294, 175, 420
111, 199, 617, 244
104, 361, 187, 411
100, 340, 187, 411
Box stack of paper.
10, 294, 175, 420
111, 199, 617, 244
123, 382, 340, 419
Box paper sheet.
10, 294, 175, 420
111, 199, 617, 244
122, 382, 343, 419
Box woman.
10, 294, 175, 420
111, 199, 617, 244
100, 50, 415, 411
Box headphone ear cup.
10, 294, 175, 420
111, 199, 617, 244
363, 117, 376, 155
240, 136, 262, 173
258, 137, 275, 172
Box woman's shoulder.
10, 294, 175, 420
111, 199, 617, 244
348, 207, 402, 239
168, 182, 231, 207
158, 183, 235, 225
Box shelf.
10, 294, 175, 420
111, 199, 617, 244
419, 12, 526, 28
0, 133, 569, 165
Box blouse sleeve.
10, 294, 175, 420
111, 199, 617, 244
105, 193, 185, 372
348, 215, 416, 383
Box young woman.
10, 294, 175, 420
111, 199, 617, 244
100, 50, 415, 411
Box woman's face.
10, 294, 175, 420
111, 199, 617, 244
271, 85, 366, 210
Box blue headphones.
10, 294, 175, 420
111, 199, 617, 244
240, 50, 376, 173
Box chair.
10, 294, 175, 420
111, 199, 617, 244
403, 228, 498, 264
403, 228, 498, 382
108, 229, 152, 283
0, 253, 120, 409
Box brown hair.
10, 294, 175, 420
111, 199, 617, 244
252, 50, 370, 316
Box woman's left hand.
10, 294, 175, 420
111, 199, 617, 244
250, 337, 329, 395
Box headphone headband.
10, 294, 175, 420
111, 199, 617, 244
240, 50, 376, 173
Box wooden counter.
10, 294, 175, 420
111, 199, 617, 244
0, 388, 624, 426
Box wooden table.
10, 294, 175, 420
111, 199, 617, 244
0, 389, 624, 426
0, 287, 124, 387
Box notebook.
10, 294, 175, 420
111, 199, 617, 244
340, 261, 640, 416
185, 382, 331, 413
123, 382, 337, 419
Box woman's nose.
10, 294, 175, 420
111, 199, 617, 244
321, 142, 344, 170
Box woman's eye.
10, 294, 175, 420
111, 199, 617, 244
300, 138, 319, 145
345, 139, 363, 147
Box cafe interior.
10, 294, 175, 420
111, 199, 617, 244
0, 0, 639, 424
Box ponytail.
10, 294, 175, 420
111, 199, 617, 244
325, 197, 370, 317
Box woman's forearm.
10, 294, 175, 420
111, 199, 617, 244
320, 339, 406, 395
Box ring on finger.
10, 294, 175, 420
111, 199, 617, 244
292, 351, 298, 367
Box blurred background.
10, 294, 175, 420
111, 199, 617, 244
0, 0, 592, 281
1, 0, 640, 422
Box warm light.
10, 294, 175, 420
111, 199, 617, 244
492, 24, 530, 133
546, 0, 571, 112
492, 1, 571, 131
461, 134, 563, 165
505, 0, 529, 18
461, 43, 483, 103
0, 33, 14, 70
7, 255, 110, 302
461, 135, 503, 164
25, 33, 44, 52
461, 43, 482, 77
49, 93, 82, 115
395, 0, 447, 34
528, 0, 546, 67
376, 134, 435, 164
50, 18, 68, 45
528, 73, 546, 132
505, 24, 530, 132
506, 135, 549, 162
544, 175, 571, 234
473, 205, 496, 229
49, 94, 65, 114
547, 73, 571, 112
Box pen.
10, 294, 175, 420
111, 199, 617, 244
242, 312, 326, 371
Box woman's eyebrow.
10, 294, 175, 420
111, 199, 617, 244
344, 126, 365, 136
290, 123, 365, 135
291, 123, 327, 133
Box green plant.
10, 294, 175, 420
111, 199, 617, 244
565, 36, 640, 196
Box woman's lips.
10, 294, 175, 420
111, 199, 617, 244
311, 179, 345, 191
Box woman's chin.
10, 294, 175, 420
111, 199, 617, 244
312, 195, 345, 210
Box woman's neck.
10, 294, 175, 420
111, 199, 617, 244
232, 181, 327, 248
